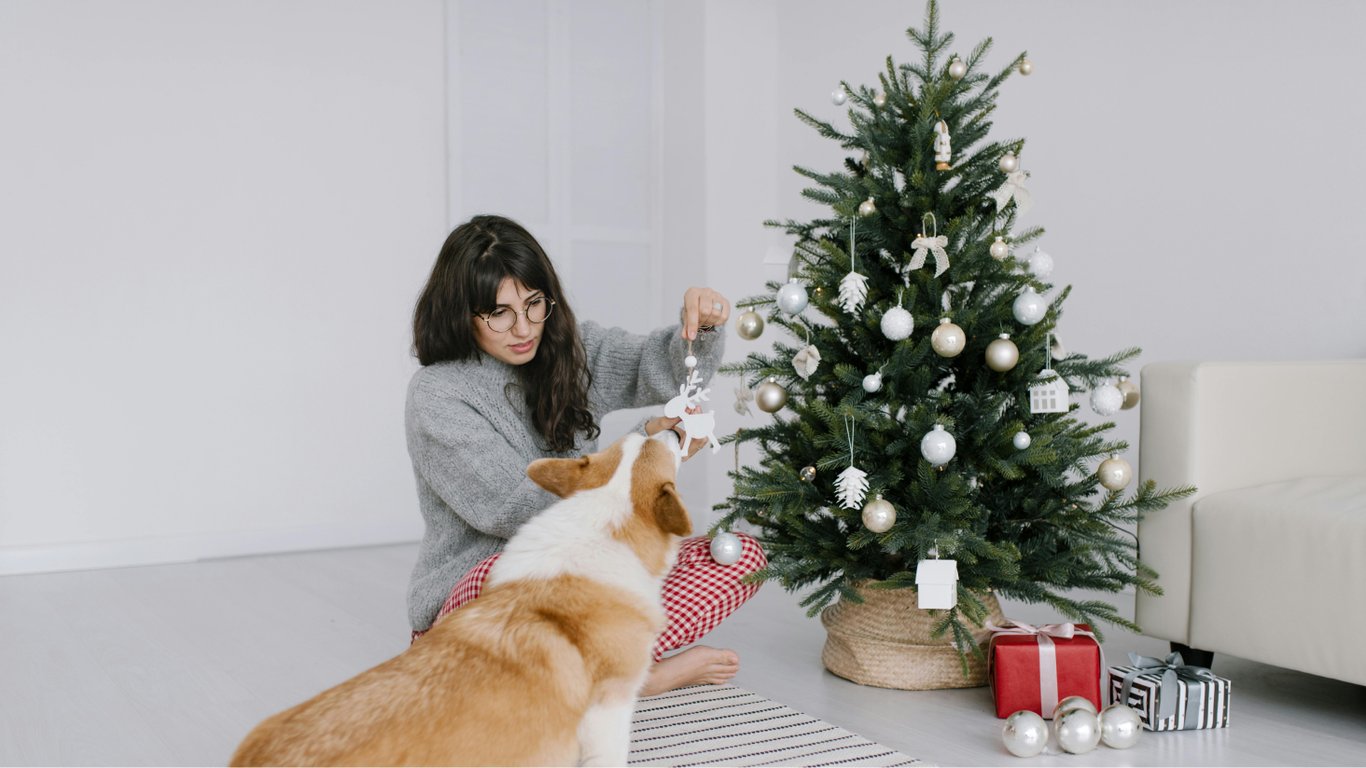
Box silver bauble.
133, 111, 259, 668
862, 372, 883, 393
1117, 377, 1141, 410
1002, 710, 1048, 758
1099, 703, 1143, 749
799, 465, 817, 483
1055, 695, 1098, 718
985, 334, 1019, 372
1018, 58, 1034, 76
858, 196, 877, 217
880, 306, 914, 341
1054, 709, 1101, 754
1012, 431, 1032, 450
999, 152, 1019, 173
776, 279, 809, 315
1027, 247, 1054, 277
1011, 288, 1047, 326
831, 87, 847, 105
989, 236, 1010, 260
709, 531, 743, 565
1091, 382, 1124, 416
1098, 455, 1133, 491
736, 309, 765, 340
861, 495, 897, 533
755, 378, 788, 414
920, 424, 957, 466
930, 318, 966, 357
947, 57, 967, 80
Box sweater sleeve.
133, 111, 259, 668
407, 380, 557, 540
581, 320, 727, 415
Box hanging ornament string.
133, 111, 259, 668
835, 415, 869, 510
910, 212, 950, 277
838, 216, 869, 315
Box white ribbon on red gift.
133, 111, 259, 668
987, 620, 1109, 718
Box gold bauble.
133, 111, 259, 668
1097, 455, 1133, 491
931, 318, 966, 358
861, 495, 897, 533
985, 333, 1019, 372
1117, 377, 1141, 410
736, 310, 764, 340
755, 377, 788, 413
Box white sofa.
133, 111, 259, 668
1135, 359, 1366, 686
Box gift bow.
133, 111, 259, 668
989, 169, 1033, 214
987, 620, 1108, 718
909, 234, 950, 278
1119, 651, 1219, 720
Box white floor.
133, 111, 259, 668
2, 542, 1363, 766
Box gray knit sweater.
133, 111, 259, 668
404, 320, 725, 631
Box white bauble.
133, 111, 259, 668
1027, 247, 1054, 277
862, 372, 883, 393
1002, 710, 1048, 758
684, 354, 698, 368
920, 424, 957, 466
930, 318, 966, 357
1091, 381, 1124, 416
831, 87, 847, 105
947, 57, 967, 80
1098, 455, 1133, 491
776, 279, 809, 315
999, 152, 1019, 173
881, 306, 914, 341
989, 236, 1010, 260
709, 531, 743, 565
873, 90, 887, 107
1012, 288, 1047, 326
858, 196, 877, 217
755, 378, 788, 414
1012, 431, 1032, 450
1099, 704, 1143, 750
1018, 58, 1034, 76
1054, 709, 1101, 754
985, 334, 1019, 372
861, 495, 897, 533
1055, 695, 1098, 717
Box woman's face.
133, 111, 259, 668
472, 278, 546, 366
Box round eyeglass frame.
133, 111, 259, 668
475, 297, 556, 333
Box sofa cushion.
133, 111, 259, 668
1188, 474, 1366, 686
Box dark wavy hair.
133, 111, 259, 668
412, 215, 598, 453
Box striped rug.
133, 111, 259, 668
629, 685, 922, 767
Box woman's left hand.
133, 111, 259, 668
681, 287, 731, 341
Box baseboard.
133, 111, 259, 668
0, 519, 423, 576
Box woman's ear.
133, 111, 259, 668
526, 456, 591, 498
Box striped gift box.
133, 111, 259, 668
1108, 663, 1231, 731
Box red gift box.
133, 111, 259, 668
988, 621, 1105, 719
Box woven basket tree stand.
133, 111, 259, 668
820, 581, 1006, 690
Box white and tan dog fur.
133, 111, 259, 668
231, 432, 691, 766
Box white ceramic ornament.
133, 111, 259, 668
862, 372, 883, 393
1098, 454, 1133, 490
1012, 431, 1032, 450
755, 377, 788, 413
736, 310, 764, 340
1002, 710, 1048, 758
1012, 288, 1047, 326
881, 306, 914, 341
861, 495, 896, 533
1099, 704, 1143, 749
986, 334, 1020, 372
709, 531, 743, 565
776, 279, 809, 315
920, 424, 956, 466
1029, 369, 1070, 414
931, 318, 966, 357
1027, 247, 1054, 277
1054, 709, 1100, 754
1091, 381, 1124, 416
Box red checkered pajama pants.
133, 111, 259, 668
415, 534, 766, 661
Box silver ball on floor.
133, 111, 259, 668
1002, 710, 1048, 758
1099, 703, 1143, 749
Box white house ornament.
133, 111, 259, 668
1091, 380, 1124, 416
985, 334, 1020, 372
861, 494, 896, 533
1002, 710, 1048, 758
881, 304, 914, 341
791, 344, 821, 380
736, 309, 765, 340
920, 424, 957, 466
754, 377, 788, 413
931, 318, 966, 357
989, 236, 1010, 260
1011, 287, 1047, 326
1029, 369, 1070, 413
1097, 454, 1133, 490
776, 279, 809, 315
933, 120, 952, 171
915, 556, 958, 609
709, 531, 743, 565
1117, 377, 1141, 409
989, 169, 1032, 214
1027, 246, 1054, 277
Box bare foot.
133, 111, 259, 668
639, 646, 740, 696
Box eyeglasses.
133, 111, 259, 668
476, 296, 556, 333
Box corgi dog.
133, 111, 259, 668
231, 432, 691, 767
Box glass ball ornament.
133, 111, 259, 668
1012, 431, 1032, 450
1098, 454, 1133, 491
1055, 695, 1098, 718
1091, 381, 1124, 416
947, 56, 967, 80
989, 236, 1010, 260
985, 334, 1019, 372
736, 309, 764, 340
1018, 57, 1034, 76
858, 196, 877, 217
1053, 708, 1101, 754
931, 318, 966, 357
799, 465, 817, 483
861, 494, 897, 533
831, 87, 847, 105
880, 306, 914, 341
920, 424, 957, 466
862, 372, 883, 393
709, 531, 743, 565
999, 152, 1019, 173
1027, 247, 1054, 278
1011, 288, 1047, 326
755, 377, 788, 414
1099, 703, 1143, 749
1117, 377, 1141, 409
873, 89, 887, 107
1002, 710, 1048, 758
776, 279, 809, 315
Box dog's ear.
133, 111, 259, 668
526, 456, 592, 498
653, 481, 692, 537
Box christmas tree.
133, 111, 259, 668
718, 0, 1193, 660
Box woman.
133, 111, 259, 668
405, 214, 766, 695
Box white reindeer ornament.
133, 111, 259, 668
664, 366, 721, 458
